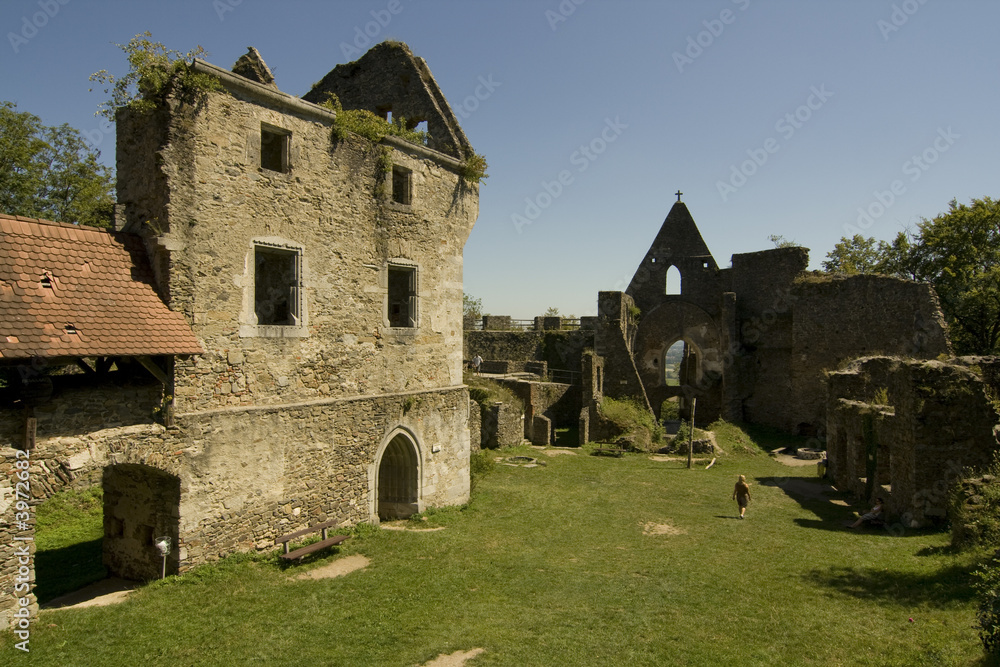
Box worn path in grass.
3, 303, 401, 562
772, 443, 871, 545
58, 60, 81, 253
5, 443, 984, 666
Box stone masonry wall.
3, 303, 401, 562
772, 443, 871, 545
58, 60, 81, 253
789, 275, 950, 434
118, 72, 477, 416
464, 330, 590, 372
827, 356, 999, 526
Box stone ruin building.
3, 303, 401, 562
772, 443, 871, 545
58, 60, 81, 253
0, 41, 479, 627
469, 199, 999, 526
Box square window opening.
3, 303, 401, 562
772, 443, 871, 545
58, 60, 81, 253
255, 246, 300, 326
392, 166, 412, 205
387, 265, 416, 328
261, 124, 290, 173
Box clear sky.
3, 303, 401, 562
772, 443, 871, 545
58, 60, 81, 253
2, 0, 997, 319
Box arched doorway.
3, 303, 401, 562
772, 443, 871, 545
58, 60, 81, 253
376, 432, 420, 520
102, 464, 180, 581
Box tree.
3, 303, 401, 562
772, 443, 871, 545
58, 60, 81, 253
912, 197, 1000, 354
543, 307, 560, 317
463, 293, 483, 321
822, 234, 888, 274
0, 102, 114, 227
824, 197, 1000, 354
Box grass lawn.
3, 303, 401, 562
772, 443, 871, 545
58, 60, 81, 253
3, 434, 989, 666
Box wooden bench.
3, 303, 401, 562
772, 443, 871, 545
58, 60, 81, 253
275, 520, 350, 561
593, 447, 626, 458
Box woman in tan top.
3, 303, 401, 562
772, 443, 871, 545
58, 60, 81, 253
733, 474, 751, 519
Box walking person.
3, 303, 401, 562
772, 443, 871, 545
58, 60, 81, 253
733, 474, 751, 519
472, 353, 483, 376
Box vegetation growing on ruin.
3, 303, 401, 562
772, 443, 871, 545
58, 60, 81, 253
598, 396, 664, 451
320, 93, 428, 146
90, 32, 222, 120
460, 152, 489, 184
466, 375, 523, 413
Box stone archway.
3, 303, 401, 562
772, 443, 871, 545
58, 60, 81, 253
375, 431, 420, 520
102, 464, 180, 581
633, 301, 724, 423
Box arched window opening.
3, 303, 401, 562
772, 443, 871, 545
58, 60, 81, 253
665, 265, 682, 295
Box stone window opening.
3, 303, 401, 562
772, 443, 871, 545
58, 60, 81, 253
254, 244, 300, 326
260, 123, 290, 173
387, 264, 417, 328
391, 166, 413, 205
665, 265, 682, 295
377, 105, 393, 122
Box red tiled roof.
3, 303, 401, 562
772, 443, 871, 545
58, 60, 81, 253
0, 214, 203, 360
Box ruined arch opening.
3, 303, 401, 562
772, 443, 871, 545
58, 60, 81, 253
665, 265, 682, 295
664, 339, 700, 388
377, 433, 420, 520
103, 464, 180, 581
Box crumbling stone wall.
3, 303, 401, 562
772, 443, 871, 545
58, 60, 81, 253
475, 400, 523, 449
464, 330, 590, 373
827, 356, 1000, 526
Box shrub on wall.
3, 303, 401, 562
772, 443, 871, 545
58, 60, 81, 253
975, 550, 1000, 660
951, 454, 1000, 550
598, 397, 663, 452
466, 376, 523, 414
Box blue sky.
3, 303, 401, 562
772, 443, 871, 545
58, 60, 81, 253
2, 0, 997, 319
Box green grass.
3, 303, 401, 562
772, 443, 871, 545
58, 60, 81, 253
33, 486, 106, 603
5, 444, 988, 665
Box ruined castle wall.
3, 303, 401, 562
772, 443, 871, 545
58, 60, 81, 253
790, 275, 950, 433
464, 330, 591, 371
729, 248, 804, 430
0, 376, 162, 496
826, 357, 999, 526
118, 82, 478, 415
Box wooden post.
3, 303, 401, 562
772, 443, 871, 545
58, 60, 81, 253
687, 397, 697, 469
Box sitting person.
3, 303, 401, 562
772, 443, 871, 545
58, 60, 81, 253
850, 497, 885, 528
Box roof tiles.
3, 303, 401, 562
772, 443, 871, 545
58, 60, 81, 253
0, 214, 203, 360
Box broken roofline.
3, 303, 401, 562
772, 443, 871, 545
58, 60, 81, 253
188, 59, 467, 173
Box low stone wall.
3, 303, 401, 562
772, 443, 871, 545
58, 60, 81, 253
826, 356, 999, 526
464, 330, 590, 372
476, 400, 523, 449
1, 385, 472, 627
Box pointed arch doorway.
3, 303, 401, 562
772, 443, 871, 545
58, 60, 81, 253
376, 431, 420, 520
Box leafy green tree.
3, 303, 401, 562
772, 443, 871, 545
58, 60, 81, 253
543, 307, 560, 317
824, 197, 1000, 354
463, 293, 483, 320
911, 197, 1000, 354
822, 235, 887, 274
0, 102, 114, 227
